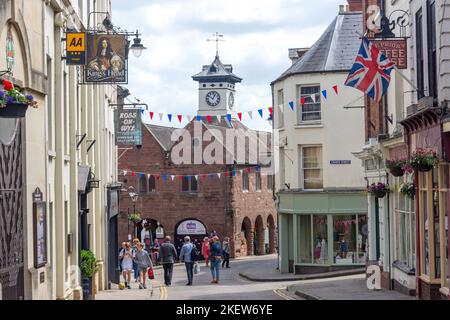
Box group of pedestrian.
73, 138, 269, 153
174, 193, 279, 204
119, 239, 153, 290
119, 234, 232, 289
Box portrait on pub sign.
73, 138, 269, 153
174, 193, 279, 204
85, 34, 127, 83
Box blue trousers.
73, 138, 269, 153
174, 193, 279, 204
210, 259, 221, 280
133, 261, 139, 280
185, 262, 194, 284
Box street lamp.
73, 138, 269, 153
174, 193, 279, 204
128, 187, 139, 238
129, 30, 147, 58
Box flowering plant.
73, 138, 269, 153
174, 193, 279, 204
0, 80, 38, 108
385, 158, 408, 177
129, 213, 142, 223
399, 182, 415, 199
409, 148, 438, 171
368, 182, 390, 198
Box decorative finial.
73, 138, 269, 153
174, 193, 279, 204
207, 32, 225, 57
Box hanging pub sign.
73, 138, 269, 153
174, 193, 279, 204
83, 34, 127, 84
66, 32, 86, 65
115, 109, 142, 145
372, 39, 407, 69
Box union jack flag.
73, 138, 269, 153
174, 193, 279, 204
345, 37, 395, 102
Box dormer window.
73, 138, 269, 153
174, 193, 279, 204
209, 65, 217, 73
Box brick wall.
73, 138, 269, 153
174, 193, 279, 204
118, 122, 277, 258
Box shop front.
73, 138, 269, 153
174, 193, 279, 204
278, 191, 367, 274
401, 108, 449, 300
174, 219, 208, 257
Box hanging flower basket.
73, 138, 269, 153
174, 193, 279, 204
368, 182, 390, 199
385, 159, 407, 177
399, 182, 415, 199
409, 148, 438, 172
0, 80, 38, 118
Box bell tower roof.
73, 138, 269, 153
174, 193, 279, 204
192, 55, 242, 84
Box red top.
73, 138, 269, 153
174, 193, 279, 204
202, 242, 210, 257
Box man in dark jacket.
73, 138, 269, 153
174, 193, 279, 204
159, 236, 178, 286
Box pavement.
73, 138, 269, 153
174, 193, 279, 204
238, 256, 366, 281
96, 254, 299, 300
95, 255, 416, 301
288, 274, 416, 300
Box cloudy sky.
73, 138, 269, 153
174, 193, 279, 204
113, 0, 345, 131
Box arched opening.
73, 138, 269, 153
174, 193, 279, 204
240, 217, 253, 256
267, 215, 276, 254
149, 175, 156, 192
255, 215, 265, 256
174, 219, 207, 257
135, 218, 164, 249
138, 175, 147, 193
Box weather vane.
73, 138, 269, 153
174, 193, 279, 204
207, 32, 225, 57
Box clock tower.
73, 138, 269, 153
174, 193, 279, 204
192, 55, 242, 117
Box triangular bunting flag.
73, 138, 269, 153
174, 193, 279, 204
123, 170, 128, 176
333, 85, 338, 95
240, 169, 243, 175
187, 115, 192, 122
140, 109, 144, 115
168, 114, 173, 122
154, 174, 160, 180
226, 114, 232, 122
237, 113, 242, 121
300, 97, 306, 106
268, 107, 273, 116
132, 172, 136, 177
186, 176, 191, 182
322, 90, 328, 99
197, 115, 202, 122
206, 115, 212, 123
225, 172, 229, 177
217, 173, 221, 179
310, 94, 316, 103
150, 112, 154, 120
246, 168, 251, 173
162, 175, 167, 182
171, 175, 175, 181
216, 115, 221, 123
179, 176, 183, 181
147, 174, 151, 179
232, 170, 236, 177
158, 113, 163, 121
177, 115, 183, 123
289, 101, 294, 110
194, 175, 198, 181
258, 109, 263, 118
248, 111, 253, 119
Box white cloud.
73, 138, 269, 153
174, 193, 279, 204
114, 0, 345, 132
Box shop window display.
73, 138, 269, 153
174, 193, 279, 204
313, 215, 328, 264
332, 215, 367, 264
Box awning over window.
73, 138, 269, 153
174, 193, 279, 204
78, 165, 91, 192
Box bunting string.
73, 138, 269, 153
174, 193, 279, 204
139, 84, 341, 124
119, 165, 264, 181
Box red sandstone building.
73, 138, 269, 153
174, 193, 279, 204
117, 55, 277, 258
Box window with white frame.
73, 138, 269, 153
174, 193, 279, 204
301, 146, 323, 190
393, 176, 416, 269
277, 89, 284, 128
297, 86, 321, 123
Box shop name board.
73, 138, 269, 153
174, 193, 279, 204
372, 39, 407, 69
177, 220, 207, 235
115, 109, 142, 145
66, 32, 86, 65
330, 160, 351, 165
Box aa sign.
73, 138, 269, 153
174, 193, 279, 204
366, 265, 382, 290
66, 32, 86, 65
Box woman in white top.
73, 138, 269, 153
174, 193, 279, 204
120, 242, 134, 289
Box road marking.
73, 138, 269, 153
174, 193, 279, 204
159, 283, 168, 300
273, 288, 295, 300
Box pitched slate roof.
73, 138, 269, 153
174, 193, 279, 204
192, 55, 243, 84
272, 12, 362, 84
143, 124, 178, 151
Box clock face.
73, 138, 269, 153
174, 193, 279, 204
229, 92, 235, 108
206, 91, 221, 107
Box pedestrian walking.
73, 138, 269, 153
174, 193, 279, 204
201, 237, 210, 267
209, 236, 222, 284
180, 236, 198, 286
222, 237, 231, 268
134, 242, 153, 289
118, 242, 126, 273
119, 242, 133, 289
159, 236, 178, 286
131, 238, 140, 282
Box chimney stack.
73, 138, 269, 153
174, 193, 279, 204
288, 48, 309, 65
347, 0, 363, 12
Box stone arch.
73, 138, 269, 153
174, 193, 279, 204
267, 214, 276, 254
240, 217, 253, 256
254, 215, 265, 256
0, 18, 34, 87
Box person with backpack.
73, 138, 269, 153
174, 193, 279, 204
222, 237, 231, 268
159, 236, 178, 286
179, 236, 198, 286
209, 236, 222, 284
134, 242, 153, 289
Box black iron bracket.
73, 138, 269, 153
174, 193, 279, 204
76, 133, 87, 150
87, 139, 96, 153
